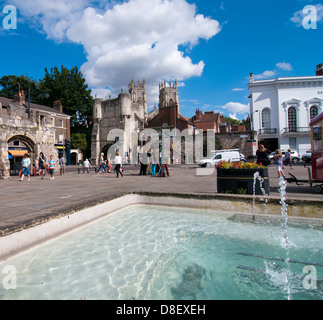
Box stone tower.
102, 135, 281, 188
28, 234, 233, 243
91, 79, 147, 165
159, 80, 179, 108
129, 78, 148, 119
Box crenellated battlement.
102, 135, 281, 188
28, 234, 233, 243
159, 80, 179, 108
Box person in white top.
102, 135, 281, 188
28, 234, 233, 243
83, 158, 91, 173
114, 151, 123, 178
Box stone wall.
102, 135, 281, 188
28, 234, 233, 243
203, 131, 252, 156
91, 85, 147, 165
0, 105, 57, 179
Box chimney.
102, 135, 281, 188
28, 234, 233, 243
53, 100, 63, 113
316, 63, 323, 76
14, 90, 25, 104
196, 109, 202, 121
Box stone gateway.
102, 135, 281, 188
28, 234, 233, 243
0, 92, 70, 179
91, 79, 147, 165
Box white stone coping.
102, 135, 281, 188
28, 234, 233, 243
0, 194, 322, 263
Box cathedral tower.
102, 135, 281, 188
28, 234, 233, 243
159, 80, 179, 108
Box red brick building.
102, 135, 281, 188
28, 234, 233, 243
146, 81, 194, 133
191, 109, 246, 133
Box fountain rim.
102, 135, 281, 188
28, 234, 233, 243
1, 191, 323, 238
0, 192, 322, 263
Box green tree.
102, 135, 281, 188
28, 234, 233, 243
39, 65, 93, 128
71, 133, 88, 151
0, 75, 41, 101
223, 116, 243, 126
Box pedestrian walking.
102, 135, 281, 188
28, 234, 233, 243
256, 144, 271, 166
19, 153, 31, 181
38, 152, 47, 179
274, 149, 286, 179
106, 160, 112, 173
139, 153, 148, 176
97, 153, 107, 174
58, 153, 65, 175
114, 151, 123, 178
34, 157, 39, 176
284, 149, 293, 169
48, 155, 56, 180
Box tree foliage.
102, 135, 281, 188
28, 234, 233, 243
223, 116, 245, 126
0, 66, 93, 129
0, 75, 40, 101
71, 133, 88, 151
39, 66, 93, 127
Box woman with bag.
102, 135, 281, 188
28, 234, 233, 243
39, 152, 47, 180
97, 153, 107, 174
114, 151, 123, 178
20, 153, 31, 182
256, 144, 271, 166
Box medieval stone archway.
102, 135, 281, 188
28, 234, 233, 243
7, 134, 37, 175
1, 95, 70, 179
102, 143, 116, 162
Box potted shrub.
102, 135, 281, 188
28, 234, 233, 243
216, 161, 270, 195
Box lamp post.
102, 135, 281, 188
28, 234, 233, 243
246, 110, 259, 161
250, 110, 259, 140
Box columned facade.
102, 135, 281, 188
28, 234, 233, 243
248, 69, 323, 155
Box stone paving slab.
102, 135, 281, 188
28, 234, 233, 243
0, 164, 322, 237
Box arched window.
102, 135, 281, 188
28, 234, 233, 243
288, 107, 297, 132
262, 109, 271, 130
310, 105, 318, 121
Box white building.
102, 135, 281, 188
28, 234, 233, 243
248, 64, 323, 155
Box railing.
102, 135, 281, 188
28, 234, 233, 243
282, 127, 311, 134
259, 128, 277, 135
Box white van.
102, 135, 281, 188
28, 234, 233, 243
197, 150, 241, 167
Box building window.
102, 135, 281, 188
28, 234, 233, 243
262, 109, 271, 129
59, 119, 63, 128
59, 134, 64, 144
288, 107, 297, 132
289, 137, 297, 150
310, 105, 318, 121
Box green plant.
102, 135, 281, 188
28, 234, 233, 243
237, 187, 247, 195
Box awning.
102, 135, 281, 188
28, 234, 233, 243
8, 150, 28, 156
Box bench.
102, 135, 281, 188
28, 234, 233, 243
77, 167, 97, 174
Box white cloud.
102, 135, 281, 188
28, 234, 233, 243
251, 61, 293, 82
253, 70, 276, 80
291, 4, 323, 27
91, 88, 112, 100
276, 62, 293, 71
220, 102, 249, 118
10, 0, 221, 105
229, 113, 238, 120
232, 88, 245, 92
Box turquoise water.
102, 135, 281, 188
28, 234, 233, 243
0, 205, 322, 300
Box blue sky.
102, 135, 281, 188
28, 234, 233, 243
0, 0, 322, 120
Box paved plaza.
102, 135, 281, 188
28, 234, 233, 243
0, 163, 323, 237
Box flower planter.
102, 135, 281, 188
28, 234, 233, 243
217, 168, 270, 195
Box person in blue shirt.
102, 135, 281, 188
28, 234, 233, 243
284, 149, 293, 169
20, 153, 31, 182
273, 149, 286, 179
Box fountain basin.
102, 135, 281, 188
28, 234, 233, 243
0, 198, 322, 300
